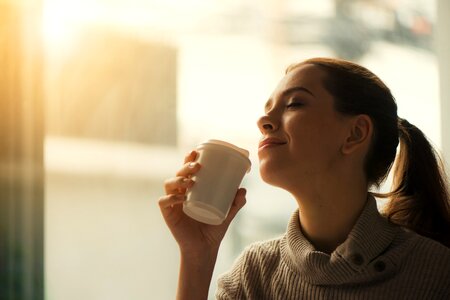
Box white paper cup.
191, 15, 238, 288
182, 139, 251, 225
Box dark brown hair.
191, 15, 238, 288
286, 57, 450, 247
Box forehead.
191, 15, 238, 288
264, 64, 331, 112
273, 64, 327, 96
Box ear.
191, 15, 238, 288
341, 115, 373, 155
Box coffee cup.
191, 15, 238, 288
183, 139, 251, 225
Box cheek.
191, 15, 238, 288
285, 116, 342, 159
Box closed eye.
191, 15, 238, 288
286, 102, 304, 109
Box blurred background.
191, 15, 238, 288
1, 0, 449, 299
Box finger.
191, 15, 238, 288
175, 161, 201, 177
183, 150, 198, 164
223, 188, 247, 226
164, 176, 195, 195
158, 194, 187, 210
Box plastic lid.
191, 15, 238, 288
199, 139, 250, 158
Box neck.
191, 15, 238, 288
291, 171, 369, 254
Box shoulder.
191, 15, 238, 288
216, 236, 283, 300
221, 236, 283, 278
404, 230, 450, 268
241, 237, 283, 264
396, 229, 450, 293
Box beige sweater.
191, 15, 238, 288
216, 195, 450, 299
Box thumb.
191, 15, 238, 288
223, 188, 247, 226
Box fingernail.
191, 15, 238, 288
188, 162, 196, 168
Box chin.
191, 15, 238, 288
259, 163, 287, 187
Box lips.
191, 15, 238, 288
258, 137, 287, 150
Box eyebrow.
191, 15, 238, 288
264, 86, 315, 113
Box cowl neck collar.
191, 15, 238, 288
280, 195, 405, 286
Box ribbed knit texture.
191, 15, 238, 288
216, 195, 450, 299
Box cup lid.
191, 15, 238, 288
200, 139, 250, 158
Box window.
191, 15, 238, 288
1, 1, 448, 299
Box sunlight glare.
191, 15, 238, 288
42, 1, 103, 49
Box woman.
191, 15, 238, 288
159, 58, 450, 299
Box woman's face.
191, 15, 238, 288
257, 64, 352, 191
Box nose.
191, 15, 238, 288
257, 114, 277, 133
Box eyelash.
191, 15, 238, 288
286, 102, 304, 109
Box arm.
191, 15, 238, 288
159, 151, 247, 300
177, 248, 219, 300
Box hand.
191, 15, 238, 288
158, 150, 247, 255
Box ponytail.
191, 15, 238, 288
379, 118, 450, 247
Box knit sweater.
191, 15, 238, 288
216, 195, 450, 299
